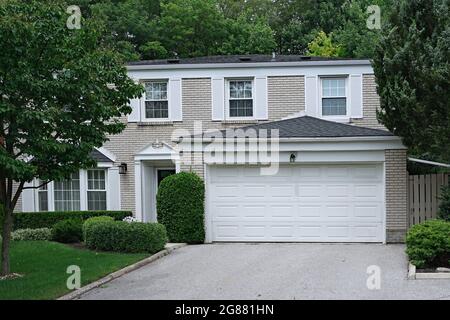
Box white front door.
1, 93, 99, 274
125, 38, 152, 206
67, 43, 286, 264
207, 164, 384, 242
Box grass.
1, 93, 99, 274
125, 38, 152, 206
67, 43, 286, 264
0, 241, 148, 300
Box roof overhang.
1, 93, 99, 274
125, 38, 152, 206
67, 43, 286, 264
127, 59, 371, 71
175, 135, 406, 153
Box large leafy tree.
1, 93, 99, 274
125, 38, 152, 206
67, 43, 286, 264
0, 0, 142, 275
373, 0, 450, 162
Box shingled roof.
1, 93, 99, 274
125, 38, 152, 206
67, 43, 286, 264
128, 54, 365, 66
197, 116, 393, 139
90, 149, 114, 162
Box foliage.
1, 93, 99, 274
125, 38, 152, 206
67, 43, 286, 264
85, 221, 167, 253
0, 241, 147, 300
0, 0, 142, 274
157, 172, 205, 243
11, 228, 52, 241
307, 31, 344, 57
51, 219, 83, 243
438, 185, 450, 221
13, 210, 131, 230
82, 216, 114, 241
406, 220, 450, 268
373, 0, 450, 163
0, 0, 143, 185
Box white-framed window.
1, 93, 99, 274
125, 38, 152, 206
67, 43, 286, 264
87, 169, 107, 210
54, 172, 81, 211
144, 80, 169, 119
227, 79, 254, 118
37, 180, 48, 212
321, 77, 348, 116
32, 169, 111, 212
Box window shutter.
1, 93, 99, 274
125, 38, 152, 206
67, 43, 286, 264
127, 79, 142, 122
211, 78, 225, 121
107, 167, 121, 210
254, 76, 268, 120
349, 74, 363, 118
305, 76, 318, 117
169, 78, 182, 121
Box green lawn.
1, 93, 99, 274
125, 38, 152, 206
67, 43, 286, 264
0, 241, 148, 300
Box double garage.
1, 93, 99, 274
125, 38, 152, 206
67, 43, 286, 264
179, 116, 407, 244
207, 164, 384, 243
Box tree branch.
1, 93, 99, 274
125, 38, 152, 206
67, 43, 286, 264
22, 180, 52, 190
11, 181, 25, 209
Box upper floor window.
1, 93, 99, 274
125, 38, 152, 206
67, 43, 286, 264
228, 80, 253, 118
144, 80, 168, 119
321, 77, 347, 116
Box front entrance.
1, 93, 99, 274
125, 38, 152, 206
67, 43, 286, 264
157, 169, 176, 186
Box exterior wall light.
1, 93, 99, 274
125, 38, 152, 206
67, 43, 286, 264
290, 153, 297, 163
118, 162, 128, 174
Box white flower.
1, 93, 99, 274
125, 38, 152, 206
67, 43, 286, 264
123, 216, 139, 223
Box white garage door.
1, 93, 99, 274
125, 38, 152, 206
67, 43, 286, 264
208, 164, 384, 242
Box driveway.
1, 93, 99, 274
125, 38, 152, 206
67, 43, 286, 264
79, 244, 450, 300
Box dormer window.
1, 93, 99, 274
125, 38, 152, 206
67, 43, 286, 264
144, 80, 169, 119
321, 77, 347, 116
227, 79, 254, 118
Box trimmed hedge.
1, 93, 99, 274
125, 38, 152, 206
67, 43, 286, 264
51, 219, 83, 243
13, 210, 131, 230
85, 221, 167, 253
157, 172, 205, 243
406, 220, 450, 268
11, 228, 52, 241
82, 216, 114, 241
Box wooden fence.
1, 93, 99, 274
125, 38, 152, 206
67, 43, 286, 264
408, 173, 449, 227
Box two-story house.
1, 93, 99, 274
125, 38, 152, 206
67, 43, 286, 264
19, 55, 408, 243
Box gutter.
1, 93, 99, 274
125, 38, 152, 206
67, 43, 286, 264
408, 157, 450, 168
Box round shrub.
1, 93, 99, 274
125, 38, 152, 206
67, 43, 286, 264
438, 185, 450, 221
406, 220, 450, 268
82, 216, 114, 241
11, 228, 52, 241
51, 219, 83, 243
157, 172, 205, 243
85, 221, 167, 253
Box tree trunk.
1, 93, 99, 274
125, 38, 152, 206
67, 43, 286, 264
1, 206, 13, 276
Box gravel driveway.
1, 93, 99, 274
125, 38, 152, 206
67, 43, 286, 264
79, 243, 450, 300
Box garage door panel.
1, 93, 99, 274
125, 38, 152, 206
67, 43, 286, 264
209, 164, 384, 242
298, 205, 322, 218
212, 221, 384, 242
325, 167, 352, 180
325, 205, 351, 218
354, 204, 382, 220
242, 185, 267, 198
298, 185, 322, 199
269, 205, 295, 218
326, 185, 350, 200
